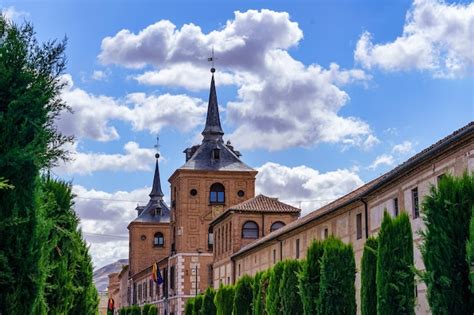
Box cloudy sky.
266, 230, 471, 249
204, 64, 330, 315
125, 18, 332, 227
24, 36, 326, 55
4, 0, 473, 269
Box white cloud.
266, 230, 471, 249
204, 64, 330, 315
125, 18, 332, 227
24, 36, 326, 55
355, 0, 474, 78
98, 10, 376, 150
368, 154, 395, 170
73, 185, 151, 268
55, 141, 157, 175
392, 140, 414, 154
256, 162, 364, 213
57, 74, 207, 141
91, 70, 108, 81
2, 6, 29, 22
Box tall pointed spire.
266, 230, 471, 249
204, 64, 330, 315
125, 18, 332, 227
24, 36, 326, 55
149, 152, 164, 199
202, 71, 224, 141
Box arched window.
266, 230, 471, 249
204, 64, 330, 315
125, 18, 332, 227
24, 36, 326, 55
153, 232, 164, 247
209, 183, 225, 204
270, 221, 285, 232
242, 221, 259, 239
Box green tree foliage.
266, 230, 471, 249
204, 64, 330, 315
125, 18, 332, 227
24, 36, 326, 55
130, 305, 141, 315
280, 260, 303, 315
215, 284, 235, 315
233, 275, 253, 315
468, 206, 474, 294
266, 261, 284, 315
142, 304, 151, 315
119, 308, 127, 315
185, 298, 195, 315
298, 240, 324, 315
318, 237, 356, 315
256, 270, 270, 315
252, 271, 264, 315
148, 305, 158, 315
0, 14, 70, 313
377, 212, 414, 315
201, 287, 216, 315
361, 237, 378, 315
421, 173, 474, 314
0, 177, 13, 190
193, 295, 204, 315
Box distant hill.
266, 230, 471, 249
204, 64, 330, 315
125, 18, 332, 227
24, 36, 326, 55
93, 258, 128, 292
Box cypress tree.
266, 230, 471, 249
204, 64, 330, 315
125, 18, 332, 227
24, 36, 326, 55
361, 237, 378, 315
193, 295, 204, 315
185, 298, 194, 315
148, 305, 158, 315
215, 284, 235, 315
0, 15, 70, 314
298, 240, 324, 315
233, 275, 253, 315
201, 287, 216, 315
377, 212, 414, 315
468, 206, 474, 294
280, 260, 303, 315
254, 271, 269, 315
421, 173, 474, 314
266, 261, 284, 314
318, 237, 356, 315
130, 305, 141, 315
142, 304, 151, 315
252, 271, 263, 315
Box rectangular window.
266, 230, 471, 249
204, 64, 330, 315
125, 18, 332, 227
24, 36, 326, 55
143, 282, 147, 301
296, 239, 300, 259
133, 283, 137, 304
149, 279, 153, 297
356, 213, 362, 240
273, 249, 276, 264
238, 264, 241, 276
170, 266, 175, 290
217, 191, 224, 203
437, 173, 446, 184
138, 284, 142, 301
393, 197, 399, 216
212, 148, 220, 160
412, 187, 419, 218
324, 228, 329, 239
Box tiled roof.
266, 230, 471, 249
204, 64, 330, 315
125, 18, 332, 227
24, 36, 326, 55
232, 121, 474, 258
211, 194, 301, 226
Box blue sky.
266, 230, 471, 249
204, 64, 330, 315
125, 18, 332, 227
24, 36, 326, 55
4, 0, 473, 268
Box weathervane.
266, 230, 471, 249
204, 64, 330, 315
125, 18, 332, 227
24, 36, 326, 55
207, 47, 217, 73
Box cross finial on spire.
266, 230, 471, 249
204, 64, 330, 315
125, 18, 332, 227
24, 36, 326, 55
154, 136, 160, 159
207, 47, 217, 73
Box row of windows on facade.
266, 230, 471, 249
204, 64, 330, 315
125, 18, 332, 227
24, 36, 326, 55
214, 220, 286, 256
173, 183, 245, 206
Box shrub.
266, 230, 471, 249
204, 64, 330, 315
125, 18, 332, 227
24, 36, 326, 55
361, 237, 378, 315
421, 173, 474, 314
298, 240, 324, 315
142, 304, 151, 315
148, 304, 158, 315
280, 260, 303, 315
201, 287, 216, 315
377, 212, 414, 315
233, 275, 253, 315
193, 295, 204, 315
266, 261, 284, 314
215, 284, 235, 315
185, 297, 195, 315
119, 307, 127, 315
318, 237, 356, 315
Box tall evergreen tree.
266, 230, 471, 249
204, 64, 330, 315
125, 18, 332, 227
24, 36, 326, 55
252, 271, 263, 315
280, 260, 303, 315
193, 295, 204, 315
298, 240, 324, 315
201, 287, 216, 315
421, 173, 474, 314
215, 284, 235, 315
361, 237, 378, 315
468, 206, 474, 294
185, 298, 195, 315
318, 237, 356, 315
0, 15, 70, 313
233, 275, 253, 315
257, 270, 270, 315
266, 261, 284, 315
377, 212, 414, 315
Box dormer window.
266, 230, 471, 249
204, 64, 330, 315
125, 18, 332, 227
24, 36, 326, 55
210, 183, 225, 204
212, 148, 220, 160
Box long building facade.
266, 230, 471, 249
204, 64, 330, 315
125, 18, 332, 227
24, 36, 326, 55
108, 67, 474, 314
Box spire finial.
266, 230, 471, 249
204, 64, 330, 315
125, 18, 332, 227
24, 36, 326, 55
154, 136, 160, 159
207, 47, 217, 73
149, 136, 164, 199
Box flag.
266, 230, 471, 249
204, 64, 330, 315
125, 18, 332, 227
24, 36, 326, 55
151, 262, 164, 285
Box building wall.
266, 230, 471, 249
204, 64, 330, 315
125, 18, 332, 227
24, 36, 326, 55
128, 222, 170, 276
233, 138, 474, 315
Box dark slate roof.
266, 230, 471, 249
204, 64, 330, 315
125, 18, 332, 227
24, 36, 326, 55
232, 121, 474, 258
132, 156, 170, 223
179, 71, 255, 172
211, 194, 301, 226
